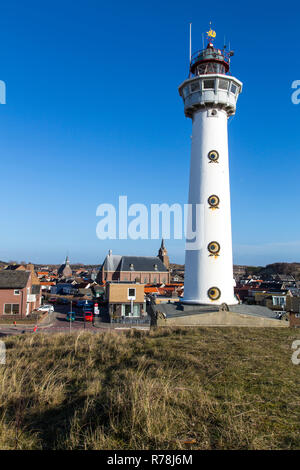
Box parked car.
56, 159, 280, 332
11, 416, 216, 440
77, 300, 94, 308
56, 297, 69, 305
38, 304, 54, 313
84, 311, 93, 322
85, 302, 94, 309
66, 311, 76, 322
48, 297, 57, 303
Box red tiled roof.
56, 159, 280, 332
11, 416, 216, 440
144, 287, 159, 293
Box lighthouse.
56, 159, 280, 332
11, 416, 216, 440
179, 27, 242, 306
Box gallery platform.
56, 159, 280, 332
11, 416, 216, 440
151, 302, 289, 328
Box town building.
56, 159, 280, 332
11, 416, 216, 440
98, 242, 170, 284
4, 264, 26, 271
158, 239, 170, 269
273, 274, 295, 283
0, 270, 41, 317
106, 282, 146, 322
286, 296, 300, 327
51, 282, 77, 295
57, 256, 72, 279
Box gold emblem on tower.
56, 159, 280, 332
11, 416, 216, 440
208, 241, 220, 258
208, 150, 219, 163
208, 195, 220, 210
207, 286, 221, 301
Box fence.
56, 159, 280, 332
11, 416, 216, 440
110, 315, 150, 325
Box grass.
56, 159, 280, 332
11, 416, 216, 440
0, 312, 46, 325
0, 327, 300, 450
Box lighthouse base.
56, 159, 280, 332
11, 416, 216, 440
182, 297, 238, 306
150, 302, 288, 328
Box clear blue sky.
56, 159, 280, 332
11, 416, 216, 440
0, 0, 299, 266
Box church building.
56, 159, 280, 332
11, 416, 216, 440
98, 241, 170, 284
57, 256, 73, 279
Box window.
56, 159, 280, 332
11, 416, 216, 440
230, 83, 237, 94
123, 304, 140, 317
272, 296, 285, 306
182, 85, 189, 98
219, 79, 229, 91
128, 288, 136, 299
190, 81, 200, 92
4, 304, 20, 315
144, 277, 148, 283
203, 79, 215, 89
124, 304, 132, 316
14, 289, 20, 295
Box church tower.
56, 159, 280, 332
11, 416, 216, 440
158, 239, 170, 270
58, 255, 72, 279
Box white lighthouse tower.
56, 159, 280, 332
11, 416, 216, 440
179, 27, 242, 306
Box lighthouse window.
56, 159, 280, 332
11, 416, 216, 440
190, 81, 200, 92
183, 86, 189, 98
219, 79, 229, 90
203, 79, 215, 89
231, 83, 237, 94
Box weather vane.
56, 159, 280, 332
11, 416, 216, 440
207, 21, 216, 41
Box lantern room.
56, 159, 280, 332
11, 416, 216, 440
190, 42, 233, 76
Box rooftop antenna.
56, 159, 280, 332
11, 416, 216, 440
189, 23, 192, 76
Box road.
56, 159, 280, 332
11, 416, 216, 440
44, 304, 101, 333
0, 306, 150, 337
0, 306, 104, 336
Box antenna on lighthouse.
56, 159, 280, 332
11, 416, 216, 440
189, 23, 192, 64
189, 23, 192, 78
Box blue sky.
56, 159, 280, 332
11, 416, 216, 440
0, 0, 299, 266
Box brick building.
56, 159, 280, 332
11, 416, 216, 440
58, 256, 73, 279
0, 270, 41, 318
98, 243, 170, 284
158, 238, 170, 269
286, 296, 300, 327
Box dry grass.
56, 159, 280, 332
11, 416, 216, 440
0, 327, 299, 450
